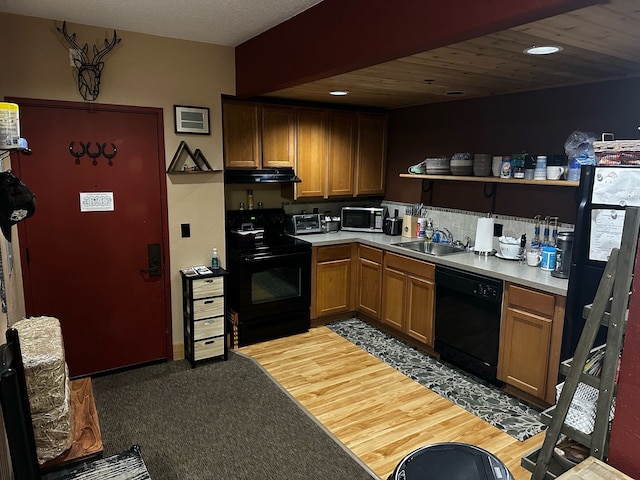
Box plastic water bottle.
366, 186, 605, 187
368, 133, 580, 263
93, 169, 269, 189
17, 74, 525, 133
211, 248, 219, 270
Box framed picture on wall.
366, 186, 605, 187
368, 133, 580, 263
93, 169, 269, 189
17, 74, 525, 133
174, 105, 210, 135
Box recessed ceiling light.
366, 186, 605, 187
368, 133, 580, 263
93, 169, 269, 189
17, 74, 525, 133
524, 45, 562, 55
446, 90, 465, 96
329, 90, 348, 96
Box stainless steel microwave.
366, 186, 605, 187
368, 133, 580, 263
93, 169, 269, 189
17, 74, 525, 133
341, 206, 387, 233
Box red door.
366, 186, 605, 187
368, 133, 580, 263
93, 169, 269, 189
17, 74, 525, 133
11, 98, 171, 377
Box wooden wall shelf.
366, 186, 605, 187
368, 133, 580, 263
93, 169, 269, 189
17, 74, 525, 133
399, 173, 579, 187
167, 141, 221, 173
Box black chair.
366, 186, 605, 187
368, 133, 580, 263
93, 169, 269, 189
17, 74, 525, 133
1, 328, 152, 480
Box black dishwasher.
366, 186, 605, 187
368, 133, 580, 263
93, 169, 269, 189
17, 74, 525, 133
434, 266, 504, 386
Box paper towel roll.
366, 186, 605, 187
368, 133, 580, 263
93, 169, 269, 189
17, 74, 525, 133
474, 217, 495, 253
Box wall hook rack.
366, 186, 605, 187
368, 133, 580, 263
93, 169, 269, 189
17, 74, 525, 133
69, 141, 117, 164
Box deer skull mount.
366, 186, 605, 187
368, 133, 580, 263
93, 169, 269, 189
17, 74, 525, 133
57, 21, 121, 101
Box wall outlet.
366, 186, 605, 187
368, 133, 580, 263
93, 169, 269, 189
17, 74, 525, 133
494, 223, 503, 237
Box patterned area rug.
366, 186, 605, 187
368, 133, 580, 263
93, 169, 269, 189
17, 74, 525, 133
327, 318, 544, 442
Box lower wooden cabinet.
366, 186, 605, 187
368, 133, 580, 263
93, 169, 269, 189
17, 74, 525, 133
313, 244, 353, 318
356, 245, 383, 320
497, 283, 565, 405
381, 252, 435, 347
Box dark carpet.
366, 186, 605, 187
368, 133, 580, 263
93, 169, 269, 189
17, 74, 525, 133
91, 351, 378, 480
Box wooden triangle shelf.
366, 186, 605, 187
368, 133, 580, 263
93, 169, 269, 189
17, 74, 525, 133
167, 141, 220, 174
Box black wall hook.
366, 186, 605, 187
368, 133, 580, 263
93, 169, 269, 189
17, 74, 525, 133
101, 143, 117, 165
86, 142, 102, 165
69, 141, 86, 161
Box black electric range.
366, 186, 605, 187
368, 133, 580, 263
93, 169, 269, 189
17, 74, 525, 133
225, 208, 312, 347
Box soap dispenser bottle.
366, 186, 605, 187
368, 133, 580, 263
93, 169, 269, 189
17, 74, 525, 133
211, 248, 219, 270
425, 219, 434, 242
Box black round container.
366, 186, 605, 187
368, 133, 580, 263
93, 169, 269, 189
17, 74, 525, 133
387, 442, 514, 480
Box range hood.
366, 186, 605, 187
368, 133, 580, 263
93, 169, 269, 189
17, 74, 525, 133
224, 168, 301, 184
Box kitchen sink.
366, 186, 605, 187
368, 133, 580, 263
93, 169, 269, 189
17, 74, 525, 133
392, 240, 468, 256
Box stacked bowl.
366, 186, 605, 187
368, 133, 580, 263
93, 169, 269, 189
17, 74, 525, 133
425, 156, 451, 175
450, 152, 473, 176
473, 153, 492, 176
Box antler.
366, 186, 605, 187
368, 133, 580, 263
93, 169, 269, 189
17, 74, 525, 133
57, 21, 89, 64
93, 30, 121, 65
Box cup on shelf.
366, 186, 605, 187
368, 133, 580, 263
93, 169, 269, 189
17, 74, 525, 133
492, 156, 502, 177
534, 155, 547, 180
546, 166, 565, 180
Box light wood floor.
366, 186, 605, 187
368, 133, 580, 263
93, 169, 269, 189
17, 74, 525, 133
240, 326, 543, 480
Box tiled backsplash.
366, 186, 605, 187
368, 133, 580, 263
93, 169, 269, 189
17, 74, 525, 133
382, 200, 574, 249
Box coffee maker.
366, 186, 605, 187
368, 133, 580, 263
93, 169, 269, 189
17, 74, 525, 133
551, 231, 574, 279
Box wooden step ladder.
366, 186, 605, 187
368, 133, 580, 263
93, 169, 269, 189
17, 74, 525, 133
528, 206, 640, 480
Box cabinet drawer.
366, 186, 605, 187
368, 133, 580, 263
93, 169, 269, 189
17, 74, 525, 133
384, 252, 435, 280
317, 244, 352, 262
194, 336, 225, 360
194, 317, 224, 341
194, 297, 224, 320
192, 277, 224, 299
359, 244, 383, 263
508, 284, 555, 317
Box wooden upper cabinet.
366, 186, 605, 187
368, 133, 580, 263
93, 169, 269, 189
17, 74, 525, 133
328, 111, 356, 197
296, 108, 329, 199
262, 106, 296, 168
223, 102, 261, 168
355, 113, 387, 196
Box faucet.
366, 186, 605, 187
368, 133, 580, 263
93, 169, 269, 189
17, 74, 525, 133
451, 235, 472, 250
434, 227, 453, 243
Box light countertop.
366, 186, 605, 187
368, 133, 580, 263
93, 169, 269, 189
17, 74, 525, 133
294, 231, 569, 296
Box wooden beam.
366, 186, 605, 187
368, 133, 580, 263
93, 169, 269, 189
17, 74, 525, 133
235, 0, 605, 98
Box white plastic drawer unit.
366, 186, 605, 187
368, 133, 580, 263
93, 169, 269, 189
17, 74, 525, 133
194, 317, 224, 341
192, 277, 224, 299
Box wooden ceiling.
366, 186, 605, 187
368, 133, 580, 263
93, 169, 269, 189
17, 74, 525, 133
264, 0, 640, 109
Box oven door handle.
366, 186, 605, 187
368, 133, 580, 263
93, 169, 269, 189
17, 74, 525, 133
241, 251, 310, 262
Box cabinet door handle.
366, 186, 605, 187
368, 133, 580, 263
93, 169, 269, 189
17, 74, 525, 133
204, 340, 216, 345
204, 320, 213, 325
205, 279, 214, 283
204, 300, 215, 304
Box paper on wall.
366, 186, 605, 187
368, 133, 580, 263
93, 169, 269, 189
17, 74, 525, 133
592, 167, 640, 207
589, 209, 625, 261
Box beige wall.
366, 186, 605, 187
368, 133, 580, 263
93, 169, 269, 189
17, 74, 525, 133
0, 13, 235, 357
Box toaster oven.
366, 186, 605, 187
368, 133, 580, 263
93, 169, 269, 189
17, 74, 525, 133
286, 214, 323, 235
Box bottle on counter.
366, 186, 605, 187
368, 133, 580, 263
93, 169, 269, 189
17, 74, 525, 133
247, 189, 254, 210
211, 248, 219, 270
